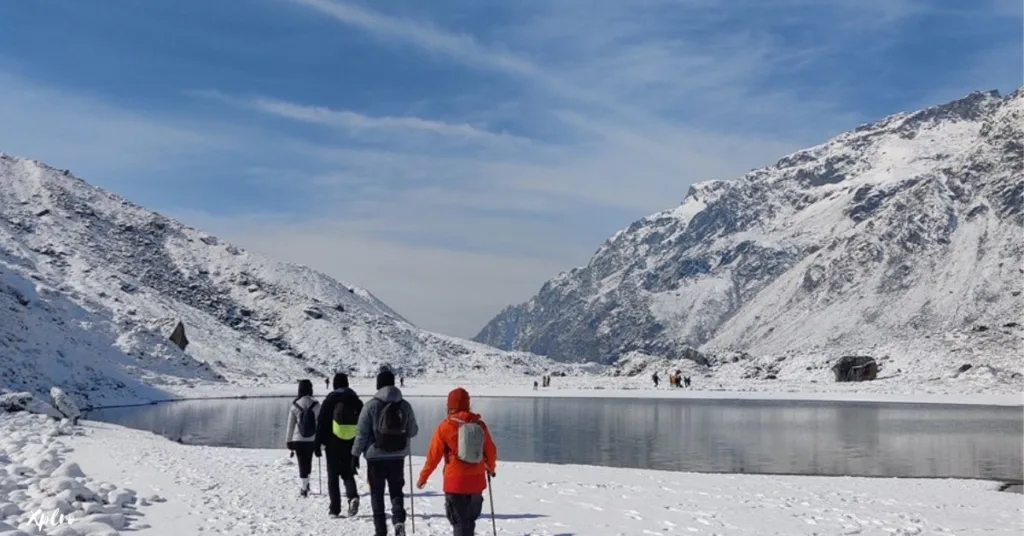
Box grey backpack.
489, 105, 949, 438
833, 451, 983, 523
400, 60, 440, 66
450, 417, 485, 464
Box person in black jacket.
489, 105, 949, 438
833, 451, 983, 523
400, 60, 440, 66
315, 373, 364, 518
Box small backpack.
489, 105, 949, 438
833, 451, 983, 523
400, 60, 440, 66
374, 401, 409, 452
332, 397, 362, 440
294, 399, 318, 438
450, 417, 485, 464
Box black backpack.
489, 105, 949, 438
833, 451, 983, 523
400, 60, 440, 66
294, 399, 318, 438
374, 401, 409, 452
332, 396, 362, 440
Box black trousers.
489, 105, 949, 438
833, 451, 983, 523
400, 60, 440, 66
445, 493, 484, 536
293, 443, 315, 479
326, 448, 358, 515
367, 458, 406, 535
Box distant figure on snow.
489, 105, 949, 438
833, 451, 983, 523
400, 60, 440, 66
400, 376, 405, 388
286, 379, 321, 498
315, 373, 363, 518
533, 380, 538, 391
652, 373, 659, 388
418, 387, 498, 536
684, 376, 691, 388
326, 378, 330, 390
49, 387, 81, 425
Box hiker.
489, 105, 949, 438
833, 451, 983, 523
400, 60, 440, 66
684, 376, 691, 388
400, 376, 405, 388
652, 372, 659, 388
286, 379, 321, 497
326, 378, 330, 390
49, 387, 81, 425
418, 387, 498, 536
315, 373, 363, 518
533, 380, 538, 391
352, 369, 419, 536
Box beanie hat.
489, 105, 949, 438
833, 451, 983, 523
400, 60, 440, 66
447, 387, 470, 412
333, 372, 349, 389
376, 369, 395, 390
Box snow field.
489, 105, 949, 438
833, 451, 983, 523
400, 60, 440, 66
0, 413, 164, 536
63, 419, 1022, 535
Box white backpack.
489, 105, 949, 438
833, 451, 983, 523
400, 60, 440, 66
450, 417, 485, 464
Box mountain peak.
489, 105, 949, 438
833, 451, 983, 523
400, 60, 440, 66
0, 155, 566, 404
474, 88, 1023, 391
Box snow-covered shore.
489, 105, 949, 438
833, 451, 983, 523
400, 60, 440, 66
1, 415, 1017, 535
141, 377, 1024, 409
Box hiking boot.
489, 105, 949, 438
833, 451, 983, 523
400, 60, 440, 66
347, 497, 359, 517
394, 522, 406, 536
328, 512, 340, 519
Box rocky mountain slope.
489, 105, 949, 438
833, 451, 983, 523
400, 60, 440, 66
475, 89, 1023, 384
0, 155, 565, 405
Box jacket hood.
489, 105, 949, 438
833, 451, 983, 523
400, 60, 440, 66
294, 395, 317, 409
374, 385, 403, 403
448, 410, 481, 423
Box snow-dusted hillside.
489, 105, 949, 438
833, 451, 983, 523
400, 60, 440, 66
0, 155, 568, 405
476, 89, 1024, 388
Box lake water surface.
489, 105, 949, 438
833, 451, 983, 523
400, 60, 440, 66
89, 396, 1023, 481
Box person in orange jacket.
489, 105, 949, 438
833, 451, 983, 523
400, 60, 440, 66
417, 387, 497, 536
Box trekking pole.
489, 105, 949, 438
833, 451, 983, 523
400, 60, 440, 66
408, 455, 415, 533
318, 458, 323, 496
487, 473, 497, 536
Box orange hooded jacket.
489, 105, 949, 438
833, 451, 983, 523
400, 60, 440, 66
418, 410, 498, 494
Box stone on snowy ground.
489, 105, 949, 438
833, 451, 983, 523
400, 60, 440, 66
0, 505, 19, 518
144, 495, 164, 504
94, 486, 114, 497
75, 513, 124, 530
8, 466, 32, 478
39, 479, 77, 496
104, 490, 133, 508
78, 505, 101, 517
37, 499, 72, 516
69, 521, 119, 535
48, 465, 83, 481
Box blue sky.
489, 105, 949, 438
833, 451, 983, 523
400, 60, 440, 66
0, 0, 1020, 337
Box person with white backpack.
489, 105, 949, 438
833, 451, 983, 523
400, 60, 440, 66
417, 387, 498, 536
286, 379, 321, 497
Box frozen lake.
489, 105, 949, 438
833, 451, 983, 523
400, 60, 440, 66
89, 395, 1023, 481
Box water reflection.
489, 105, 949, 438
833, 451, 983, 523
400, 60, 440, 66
89, 396, 1023, 481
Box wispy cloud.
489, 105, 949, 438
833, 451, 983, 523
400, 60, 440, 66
288, 0, 540, 77
191, 89, 527, 145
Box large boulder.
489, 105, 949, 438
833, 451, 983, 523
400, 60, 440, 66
168, 321, 189, 350
0, 392, 64, 418
831, 355, 878, 382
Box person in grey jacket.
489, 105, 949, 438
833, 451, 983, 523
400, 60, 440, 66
286, 379, 321, 497
352, 369, 418, 536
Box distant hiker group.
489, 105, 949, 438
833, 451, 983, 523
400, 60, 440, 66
652, 371, 691, 388
287, 369, 499, 536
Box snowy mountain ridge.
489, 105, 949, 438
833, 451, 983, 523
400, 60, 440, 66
475, 89, 1023, 388
0, 155, 568, 405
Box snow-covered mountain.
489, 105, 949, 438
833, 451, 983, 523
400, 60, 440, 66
0, 155, 566, 405
475, 89, 1023, 382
